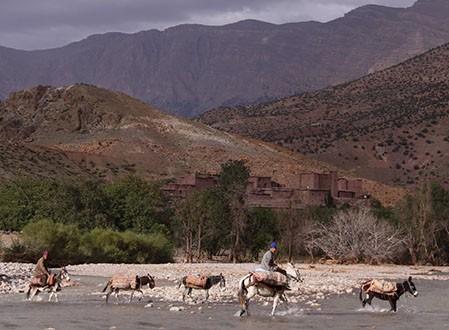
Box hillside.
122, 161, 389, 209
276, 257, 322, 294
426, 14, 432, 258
0, 84, 405, 206
1, 1, 449, 117
197, 42, 449, 189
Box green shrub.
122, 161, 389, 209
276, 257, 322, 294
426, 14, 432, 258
2, 219, 82, 265
80, 228, 127, 263
80, 228, 174, 263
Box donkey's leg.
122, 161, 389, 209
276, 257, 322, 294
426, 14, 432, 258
114, 288, 121, 303
242, 287, 257, 317
280, 291, 288, 310
361, 293, 367, 308
271, 292, 281, 316
130, 289, 135, 302
26, 286, 31, 300
204, 289, 209, 301
182, 287, 189, 302
48, 289, 54, 302
49, 289, 58, 303
27, 287, 37, 301
366, 293, 374, 307
105, 287, 113, 303
389, 298, 397, 312
238, 286, 248, 317
137, 289, 144, 301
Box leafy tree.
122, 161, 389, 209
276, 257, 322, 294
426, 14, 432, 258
244, 207, 279, 261
0, 177, 106, 231
173, 187, 230, 262
217, 160, 250, 262
73, 179, 109, 230
0, 177, 51, 231
102, 175, 168, 232
174, 192, 200, 262
199, 187, 230, 258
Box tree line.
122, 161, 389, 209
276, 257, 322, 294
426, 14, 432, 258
1, 160, 449, 265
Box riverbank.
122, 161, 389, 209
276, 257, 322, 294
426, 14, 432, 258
1, 262, 448, 307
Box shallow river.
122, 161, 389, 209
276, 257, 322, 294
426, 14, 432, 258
0, 275, 448, 330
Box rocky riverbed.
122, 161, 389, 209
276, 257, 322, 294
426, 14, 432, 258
1, 262, 448, 308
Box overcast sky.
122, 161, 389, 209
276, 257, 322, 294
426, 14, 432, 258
1, 0, 417, 51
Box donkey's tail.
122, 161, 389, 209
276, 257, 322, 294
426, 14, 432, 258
359, 286, 365, 302
102, 279, 112, 292
178, 276, 186, 289
238, 274, 251, 305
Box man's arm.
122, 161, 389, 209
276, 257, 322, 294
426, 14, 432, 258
261, 251, 273, 270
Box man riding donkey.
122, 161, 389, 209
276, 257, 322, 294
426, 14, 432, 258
250, 241, 290, 289
31, 250, 54, 286
238, 241, 298, 316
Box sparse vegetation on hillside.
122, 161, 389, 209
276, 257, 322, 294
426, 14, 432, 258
0, 83, 403, 205
198, 43, 449, 190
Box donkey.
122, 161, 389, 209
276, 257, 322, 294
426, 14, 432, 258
238, 263, 303, 316
103, 273, 155, 303
178, 273, 226, 302
359, 276, 418, 312
26, 267, 71, 302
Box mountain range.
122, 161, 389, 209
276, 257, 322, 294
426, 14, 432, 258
197, 41, 449, 190
1, 0, 449, 117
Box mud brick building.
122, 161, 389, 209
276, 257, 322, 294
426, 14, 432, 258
162, 172, 217, 198
163, 171, 365, 209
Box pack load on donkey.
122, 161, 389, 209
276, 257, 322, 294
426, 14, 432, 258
361, 279, 396, 295
109, 274, 138, 290
252, 271, 289, 287
184, 274, 208, 289
179, 273, 226, 302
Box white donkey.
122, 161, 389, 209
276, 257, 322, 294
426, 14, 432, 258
238, 263, 302, 316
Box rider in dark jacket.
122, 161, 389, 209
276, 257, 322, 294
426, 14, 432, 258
34, 250, 51, 285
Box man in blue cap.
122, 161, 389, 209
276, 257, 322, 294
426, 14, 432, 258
256, 241, 287, 275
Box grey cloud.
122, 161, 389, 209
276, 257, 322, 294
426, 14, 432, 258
1, 0, 416, 50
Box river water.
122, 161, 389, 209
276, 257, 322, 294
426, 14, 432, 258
0, 275, 448, 330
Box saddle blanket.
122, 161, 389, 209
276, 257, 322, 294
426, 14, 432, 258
185, 274, 208, 289
30, 276, 46, 286
30, 274, 54, 286
252, 271, 288, 287
111, 274, 137, 289
362, 279, 396, 295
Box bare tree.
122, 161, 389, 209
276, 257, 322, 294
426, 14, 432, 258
395, 181, 448, 264
277, 199, 315, 262
312, 208, 406, 263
